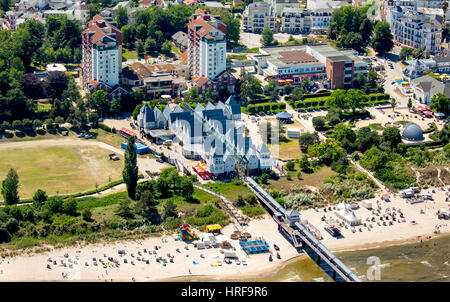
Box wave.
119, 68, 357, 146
420, 260, 432, 267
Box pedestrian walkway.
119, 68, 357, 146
194, 185, 248, 226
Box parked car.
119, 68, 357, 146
77, 133, 85, 138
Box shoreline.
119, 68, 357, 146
1, 186, 449, 282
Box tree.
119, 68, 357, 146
327, 89, 347, 110
1, 168, 19, 205
346, 89, 366, 113
367, 68, 378, 88
135, 190, 159, 222
371, 21, 394, 54
356, 73, 367, 88
283, 82, 293, 94
62, 199, 77, 215
326, 107, 341, 126
144, 37, 157, 54
121, 25, 136, 49
391, 98, 397, 111
116, 7, 128, 29
82, 209, 92, 221
88, 90, 110, 117
285, 161, 295, 171
179, 177, 194, 201
261, 27, 274, 47
430, 93, 449, 113
382, 126, 402, 149
19, 73, 44, 99
408, 98, 412, 110
265, 78, 278, 101
117, 199, 134, 218
123, 135, 139, 199
110, 99, 121, 116
399, 47, 413, 61
161, 41, 172, 57
356, 127, 380, 152
162, 200, 178, 219
312, 116, 326, 129
299, 155, 311, 172
299, 132, 320, 152
136, 40, 144, 57
45, 71, 68, 99
239, 75, 262, 104
291, 87, 304, 102
33, 189, 48, 205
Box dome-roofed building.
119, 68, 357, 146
402, 123, 424, 141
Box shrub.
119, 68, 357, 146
98, 122, 113, 132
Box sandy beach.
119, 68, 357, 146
0, 186, 449, 282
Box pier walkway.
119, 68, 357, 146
245, 177, 362, 282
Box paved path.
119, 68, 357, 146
194, 184, 248, 227
349, 158, 388, 193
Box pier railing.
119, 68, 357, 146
244, 176, 362, 282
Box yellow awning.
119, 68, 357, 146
395, 77, 403, 80
402, 81, 409, 85
206, 224, 222, 232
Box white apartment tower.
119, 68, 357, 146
188, 9, 227, 80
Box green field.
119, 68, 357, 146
122, 48, 138, 60
202, 181, 254, 203
0, 145, 124, 198
267, 166, 336, 192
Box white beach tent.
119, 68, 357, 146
362, 200, 373, 209
335, 202, 362, 226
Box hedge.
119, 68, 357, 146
247, 102, 285, 114
98, 122, 116, 133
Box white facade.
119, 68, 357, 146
281, 7, 333, 34
92, 43, 119, 87
243, 2, 276, 33
199, 34, 226, 79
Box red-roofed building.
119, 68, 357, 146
188, 9, 227, 80
81, 15, 122, 91
187, 9, 234, 95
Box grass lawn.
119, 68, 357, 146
91, 128, 125, 148
267, 119, 304, 160
170, 42, 181, 56
122, 48, 138, 60
0, 145, 124, 198
369, 123, 385, 131
202, 181, 254, 203
267, 166, 336, 192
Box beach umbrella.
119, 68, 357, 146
395, 77, 403, 80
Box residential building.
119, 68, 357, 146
172, 31, 189, 53
307, 0, 348, 10
81, 15, 122, 93
433, 56, 450, 73
242, 2, 276, 33
281, 7, 333, 34
402, 58, 436, 78
411, 74, 450, 104
252, 44, 368, 89
120, 62, 189, 96
386, 5, 443, 54
188, 9, 227, 80
265, 0, 299, 16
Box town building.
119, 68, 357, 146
388, 7, 442, 53
252, 44, 368, 89
411, 74, 450, 104
136, 96, 273, 178
120, 62, 189, 97
307, 0, 348, 10
187, 9, 235, 96
81, 15, 122, 93
242, 2, 276, 33
188, 9, 227, 80
281, 7, 333, 34
171, 31, 189, 53
264, 0, 299, 16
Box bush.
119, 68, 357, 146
98, 122, 113, 132
285, 161, 295, 171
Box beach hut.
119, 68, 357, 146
205, 224, 222, 234
438, 208, 448, 219
362, 200, 373, 209
287, 127, 301, 138
400, 188, 415, 198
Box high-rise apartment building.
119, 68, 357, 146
81, 15, 122, 91
188, 9, 227, 80
242, 2, 276, 33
